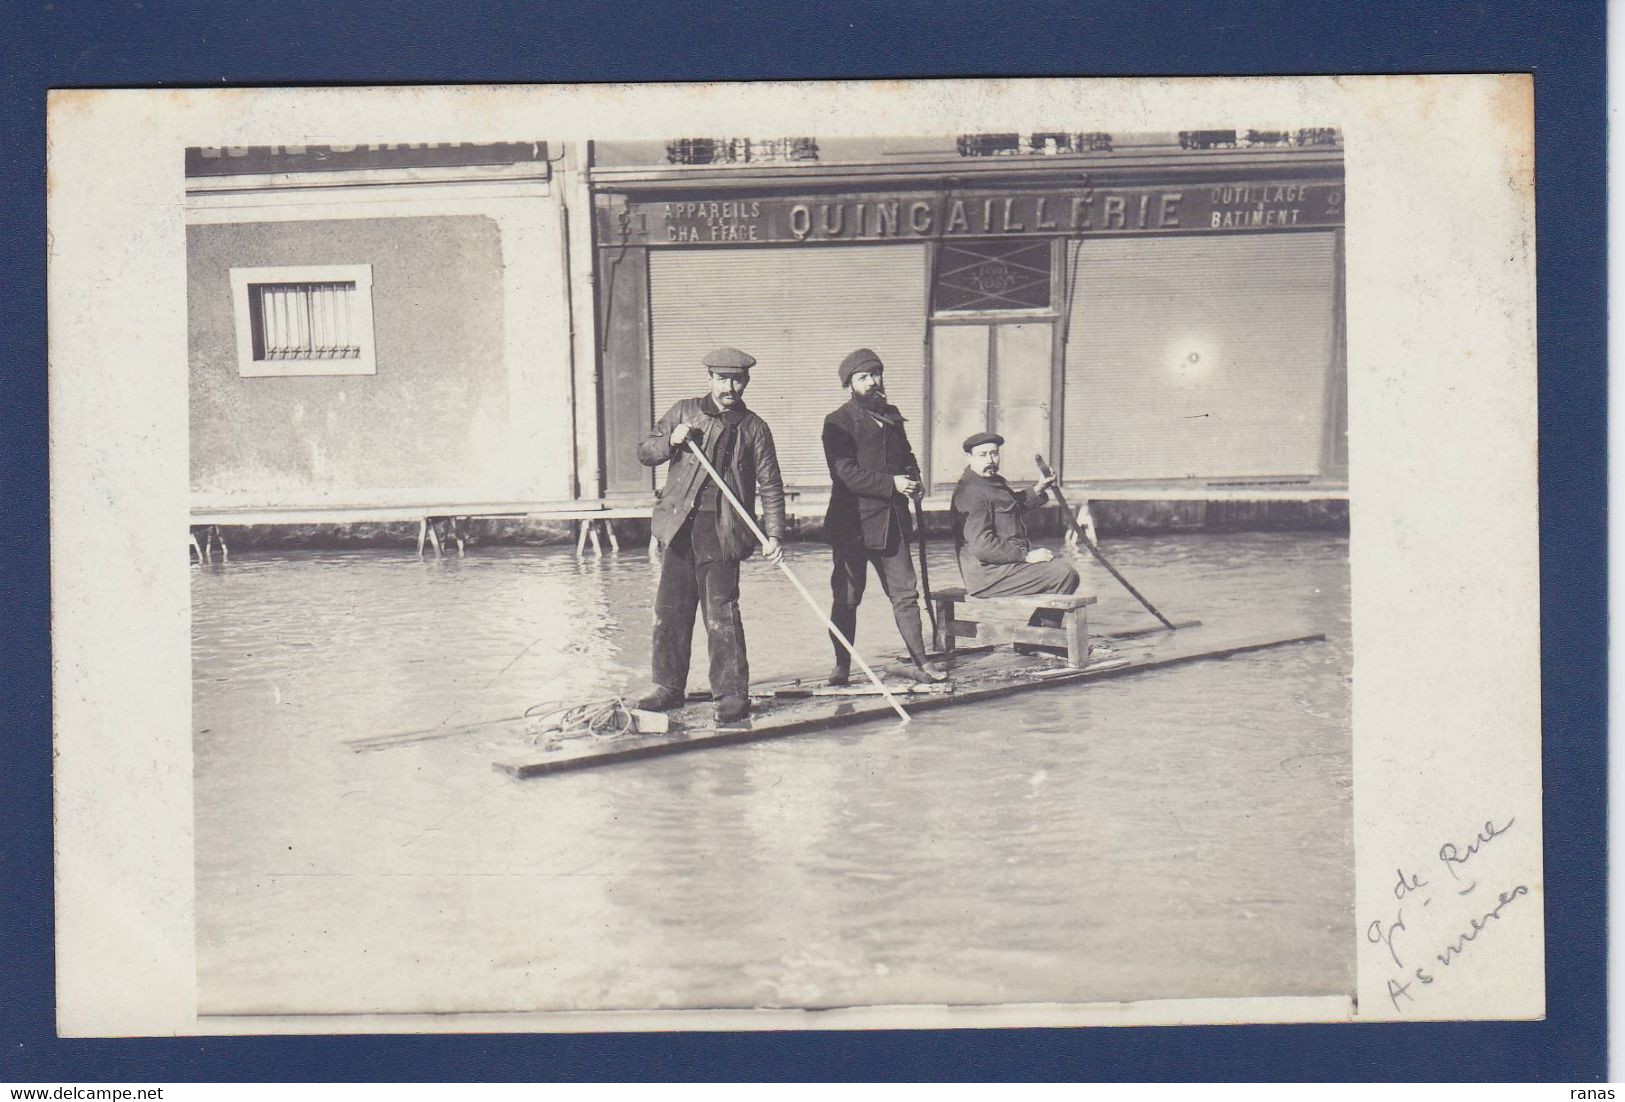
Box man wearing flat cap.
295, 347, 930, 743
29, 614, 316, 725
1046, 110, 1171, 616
634, 346, 786, 724
820, 348, 945, 685
951, 431, 1080, 597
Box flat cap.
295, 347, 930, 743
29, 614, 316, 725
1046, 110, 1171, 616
838, 347, 883, 387
962, 431, 1005, 453
702, 346, 756, 375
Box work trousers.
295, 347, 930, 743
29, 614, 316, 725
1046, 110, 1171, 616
651, 511, 748, 700
970, 557, 1081, 598
829, 527, 930, 667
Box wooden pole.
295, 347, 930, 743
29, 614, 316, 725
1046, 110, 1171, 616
1035, 455, 1178, 632
912, 495, 939, 643
686, 439, 910, 723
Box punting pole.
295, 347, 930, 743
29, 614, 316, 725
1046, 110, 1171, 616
1035, 454, 1178, 632
912, 495, 939, 643
686, 439, 910, 723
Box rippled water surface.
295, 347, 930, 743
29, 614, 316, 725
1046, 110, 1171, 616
192, 532, 1352, 1015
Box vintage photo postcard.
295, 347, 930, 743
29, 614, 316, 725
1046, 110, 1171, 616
46, 76, 1540, 1036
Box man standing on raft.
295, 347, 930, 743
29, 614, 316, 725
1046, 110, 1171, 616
634, 346, 786, 725
821, 348, 947, 686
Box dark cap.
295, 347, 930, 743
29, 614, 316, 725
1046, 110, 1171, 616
838, 347, 884, 387
963, 431, 1005, 453
703, 346, 757, 375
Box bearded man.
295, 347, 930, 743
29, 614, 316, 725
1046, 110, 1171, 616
820, 348, 945, 686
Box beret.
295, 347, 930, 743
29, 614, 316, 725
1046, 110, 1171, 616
838, 347, 884, 387
962, 431, 1006, 453
702, 346, 756, 374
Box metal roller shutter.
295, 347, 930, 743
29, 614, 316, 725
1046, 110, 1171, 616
1062, 233, 1338, 482
650, 244, 927, 487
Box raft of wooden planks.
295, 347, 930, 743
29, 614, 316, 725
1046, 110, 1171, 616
474, 617, 1326, 779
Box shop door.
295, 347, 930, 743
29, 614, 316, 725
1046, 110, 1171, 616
929, 321, 1053, 488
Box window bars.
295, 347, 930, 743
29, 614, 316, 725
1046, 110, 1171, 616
247, 281, 362, 362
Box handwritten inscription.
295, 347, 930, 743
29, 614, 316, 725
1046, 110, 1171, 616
1434, 885, 1530, 967
1438, 817, 1516, 894
1366, 817, 1527, 1012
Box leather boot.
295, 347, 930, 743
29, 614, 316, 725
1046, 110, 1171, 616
716, 695, 750, 724
633, 685, 685, 711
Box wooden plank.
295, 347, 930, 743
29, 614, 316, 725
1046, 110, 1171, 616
354, 621, 1199, 755
1009, 625, 1070, 648
931, 585, 1098, 612
492, 620, 1327, 779
1100, 618, 1203, 640
965, 621, 1084, 653
1033, 657, 1128, 677
349, 711, 538, 752
898, 642, 997, 662
349, 671, 936, 752
1063, 607, 1088, 667
772, 683, 954, 699
963, 593, 1098, 613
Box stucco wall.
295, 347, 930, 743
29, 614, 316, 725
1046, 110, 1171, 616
189, 215, 523, 504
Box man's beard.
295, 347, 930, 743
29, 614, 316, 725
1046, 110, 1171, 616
857, 387, 887, 410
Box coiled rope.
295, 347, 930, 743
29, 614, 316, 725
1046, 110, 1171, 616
522, 697, 636, 746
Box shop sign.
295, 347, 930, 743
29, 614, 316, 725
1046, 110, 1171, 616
599, 183, 1342, 245
185, 142, 550, 177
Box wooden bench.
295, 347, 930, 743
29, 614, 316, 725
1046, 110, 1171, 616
930, 585, 1098, 668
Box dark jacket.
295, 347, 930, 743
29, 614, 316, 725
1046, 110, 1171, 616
822, 398, 920, 550
950, 468, 1049, 593
640, 396, 786, 560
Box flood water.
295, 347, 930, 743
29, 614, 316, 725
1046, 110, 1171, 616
192, 532, 1353, 1016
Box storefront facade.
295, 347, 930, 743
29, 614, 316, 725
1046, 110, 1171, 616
591, 135, 1346, 501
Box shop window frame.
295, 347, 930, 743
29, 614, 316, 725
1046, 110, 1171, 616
228, 263, 377, 378
928, 237, 1061, 320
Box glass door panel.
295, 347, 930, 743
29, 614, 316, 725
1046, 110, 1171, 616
993, 322, 1053, 483
929, 324, 990, 488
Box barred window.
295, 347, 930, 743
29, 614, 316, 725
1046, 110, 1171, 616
229, 265, 376, 377
249, 282, 361, 361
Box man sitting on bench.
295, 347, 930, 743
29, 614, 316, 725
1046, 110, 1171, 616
950, 432, 1080, 597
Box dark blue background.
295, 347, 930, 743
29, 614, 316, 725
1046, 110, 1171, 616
1, 0, 1605, 1083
